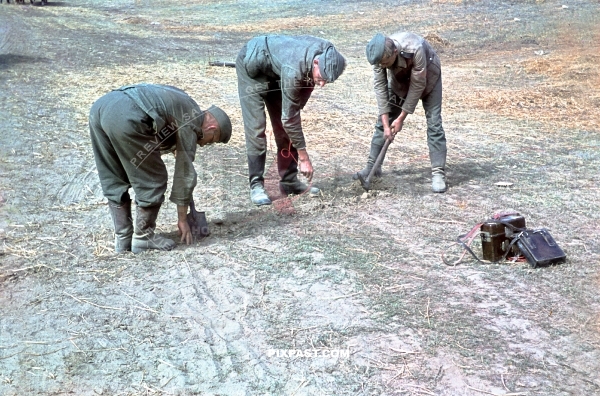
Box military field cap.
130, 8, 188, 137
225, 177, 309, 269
366, 33, 386, 65
318, 46, 346, 83
206, 105, 232, 143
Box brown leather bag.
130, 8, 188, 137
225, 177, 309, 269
480, 213, 526, 262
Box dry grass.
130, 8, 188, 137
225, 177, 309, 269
1, 1, 600, 395
159, 9, 406, 35
456, 16, 600, 131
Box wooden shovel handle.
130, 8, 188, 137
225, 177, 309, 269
366, 139, 392, 184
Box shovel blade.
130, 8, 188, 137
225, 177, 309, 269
357, 173, 371, 191
187, 201, 210, 238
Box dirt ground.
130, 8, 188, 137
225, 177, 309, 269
1, 0, 599, 395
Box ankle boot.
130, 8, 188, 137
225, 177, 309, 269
280, 181, 320, 196
353, 143, 384, 181
108, 200, 133, 253
248, 154, 271, 205
278, 148, 320, 196
131, 204, 176, 253
250, 184, 271, 205
430, 149, 447, 193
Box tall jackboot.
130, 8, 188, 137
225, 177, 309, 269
352, 143, 384, 181
430, 149, 447, 193
278, 149, 319, 196
131, 204, 176, 254
247, 153, 271, 205
108, 200, 133, 253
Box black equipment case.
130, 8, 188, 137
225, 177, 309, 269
516, 228, 567, 268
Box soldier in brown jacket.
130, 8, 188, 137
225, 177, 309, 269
355, 32, 448, 192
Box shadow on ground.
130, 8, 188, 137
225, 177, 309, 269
0, 54, 48, 70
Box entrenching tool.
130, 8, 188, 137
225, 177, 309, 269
187, 200, 210, 239
358, 138, 392, 191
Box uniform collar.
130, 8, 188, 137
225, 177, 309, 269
393, 55, 408, 69
392, 39, 409, 68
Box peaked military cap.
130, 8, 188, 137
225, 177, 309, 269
366, 33, 386, 65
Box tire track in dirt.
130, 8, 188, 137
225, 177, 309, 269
56, 165, 104, 205
2, 1, 600, 395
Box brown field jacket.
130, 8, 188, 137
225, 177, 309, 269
373, 32, 441, 115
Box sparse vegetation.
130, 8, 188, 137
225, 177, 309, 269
1, 0, 599, 395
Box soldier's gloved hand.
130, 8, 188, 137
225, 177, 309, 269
178, 219, 193, 245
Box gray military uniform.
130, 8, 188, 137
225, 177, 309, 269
89, 84, 204, 207
236, 35, 333, 190
372, 32, 446, 160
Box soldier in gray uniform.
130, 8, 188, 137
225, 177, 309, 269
89, 84, 232, 253
236, 35, 347, 205
355, 32, 448, 193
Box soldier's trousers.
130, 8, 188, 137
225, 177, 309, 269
236, 46, 298, 187
89, 91, 168, 207
372, 76, 446, 157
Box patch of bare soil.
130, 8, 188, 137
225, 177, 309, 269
1, 0, 599, 395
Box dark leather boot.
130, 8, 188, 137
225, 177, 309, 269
278, 148, 320, 196
430, 149, 447, 193
353, 143, 384, 181
247, 153, 271, 205
131, 204, 176, 253
108, 200, 133, 253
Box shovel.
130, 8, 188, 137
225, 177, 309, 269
187, 200, 210, 239
358, 138, 392, 192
